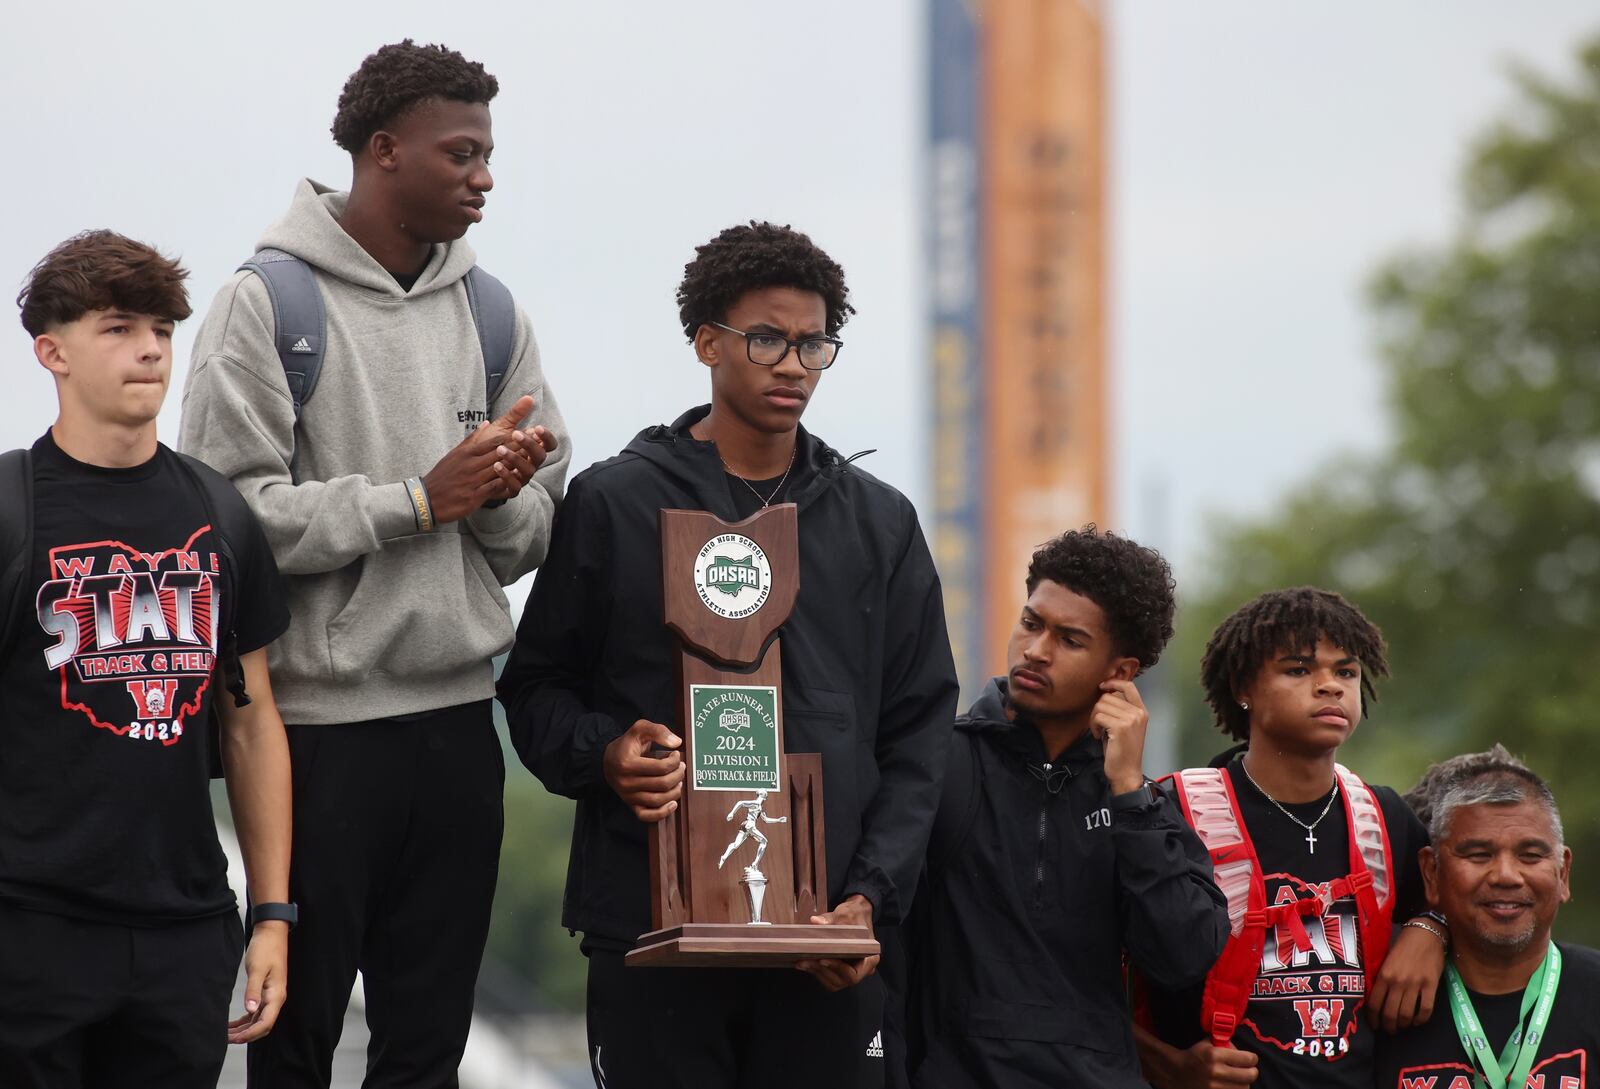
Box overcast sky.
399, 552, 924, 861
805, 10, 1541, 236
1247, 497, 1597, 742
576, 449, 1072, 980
4, 0, 1595, 611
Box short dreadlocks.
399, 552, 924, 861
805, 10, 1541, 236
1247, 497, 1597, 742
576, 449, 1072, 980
1025, 525, 1176, 674
1201, 586, 1389, 741
677, 222, 854, 341
331, 40, 498, 154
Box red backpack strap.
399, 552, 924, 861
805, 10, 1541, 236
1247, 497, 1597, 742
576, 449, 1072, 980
1334, 764, 1396, 991
1173, 768, 1268, 1047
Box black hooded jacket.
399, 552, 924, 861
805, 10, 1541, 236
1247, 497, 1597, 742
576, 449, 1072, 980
902, 679, 1228, 1089
498, 406, 959, 945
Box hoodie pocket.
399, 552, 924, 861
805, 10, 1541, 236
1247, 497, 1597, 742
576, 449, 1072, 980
782, 686, 861, 895
325, 531, 511, 681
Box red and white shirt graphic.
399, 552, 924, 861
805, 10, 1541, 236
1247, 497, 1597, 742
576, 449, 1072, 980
35, 526, 220, 746
1242, 873, 1368, 1063
1392, 1053, 1587, 1089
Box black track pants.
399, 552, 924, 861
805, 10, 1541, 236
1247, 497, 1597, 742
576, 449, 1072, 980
0, 903, 242, 1089
247, 701, 504, 1089
584, 946, 885, 1089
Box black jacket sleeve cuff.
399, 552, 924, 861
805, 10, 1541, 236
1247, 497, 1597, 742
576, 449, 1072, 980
579, 716, 627, 784
841, 860, 895, 922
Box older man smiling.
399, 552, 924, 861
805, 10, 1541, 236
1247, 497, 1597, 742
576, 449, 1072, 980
1377, 746, 1600, 1089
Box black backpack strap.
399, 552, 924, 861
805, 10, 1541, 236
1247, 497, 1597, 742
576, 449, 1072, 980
238, 248, 326, 420
173, 455, 247, 707
463, 265, 517, 407
174, 454, 248, 780
0, 449, 34, 665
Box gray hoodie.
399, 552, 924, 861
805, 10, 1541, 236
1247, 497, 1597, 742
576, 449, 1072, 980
179, 179, 570, 724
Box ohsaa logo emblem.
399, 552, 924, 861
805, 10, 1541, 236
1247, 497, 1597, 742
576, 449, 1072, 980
693, 534, 772, 620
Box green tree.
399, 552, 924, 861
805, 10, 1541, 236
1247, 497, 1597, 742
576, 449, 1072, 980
484, 719, 589, 1013
1171, 38, 1600, 941
486, 770, 588, 1011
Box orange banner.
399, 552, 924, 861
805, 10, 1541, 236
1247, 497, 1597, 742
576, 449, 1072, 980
980, 0, 1109, 678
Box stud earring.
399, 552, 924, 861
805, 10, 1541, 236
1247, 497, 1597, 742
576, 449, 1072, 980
1239, 701, 1250, 711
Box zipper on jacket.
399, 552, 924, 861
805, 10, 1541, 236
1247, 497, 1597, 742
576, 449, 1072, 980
1033, 790, 1050, 908
1030, 761, 1072, 909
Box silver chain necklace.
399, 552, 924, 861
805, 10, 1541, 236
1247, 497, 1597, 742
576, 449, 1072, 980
1239, 759, 1340, 854
722, 446, 796, 508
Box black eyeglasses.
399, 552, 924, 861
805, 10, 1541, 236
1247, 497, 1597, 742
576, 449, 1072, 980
710, 321, 843, 371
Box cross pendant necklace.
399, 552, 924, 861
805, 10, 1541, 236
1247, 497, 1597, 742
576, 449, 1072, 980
1239, 758, 1339, 855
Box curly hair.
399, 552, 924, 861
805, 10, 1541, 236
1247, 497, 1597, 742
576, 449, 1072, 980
331, 40, 498, 154
18, 230, 190, 336
1201, 586, 1389, 741
676, 221, 854, 340
1024, 525, 1176, 674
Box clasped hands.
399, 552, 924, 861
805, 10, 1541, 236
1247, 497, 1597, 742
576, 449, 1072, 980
421, 394, 557, 525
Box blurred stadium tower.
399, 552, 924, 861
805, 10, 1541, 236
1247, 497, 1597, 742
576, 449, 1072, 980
929, 0, 1110, 699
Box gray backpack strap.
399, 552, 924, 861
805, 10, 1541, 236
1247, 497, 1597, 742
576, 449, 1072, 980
238, 248, 326, 420
463, 266, 517, 406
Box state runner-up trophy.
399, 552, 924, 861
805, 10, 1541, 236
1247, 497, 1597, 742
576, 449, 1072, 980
626, 504, 879, 967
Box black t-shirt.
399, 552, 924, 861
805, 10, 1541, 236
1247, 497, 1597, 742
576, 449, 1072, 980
1375, 942, 1600, 1089
0, 433, 289, 923
1148, 759, 1429, 1088
724, 467, 806, 520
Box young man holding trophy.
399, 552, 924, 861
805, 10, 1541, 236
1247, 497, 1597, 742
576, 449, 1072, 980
499, 221, 958, 1089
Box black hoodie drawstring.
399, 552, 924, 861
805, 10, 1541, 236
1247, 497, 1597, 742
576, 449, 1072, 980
1027, 761, 1075, 795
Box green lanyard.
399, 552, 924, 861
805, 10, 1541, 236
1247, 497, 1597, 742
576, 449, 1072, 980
1444, 943, 1562, 1089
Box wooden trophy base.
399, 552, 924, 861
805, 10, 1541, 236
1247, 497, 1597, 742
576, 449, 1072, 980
625, 923, 879, 968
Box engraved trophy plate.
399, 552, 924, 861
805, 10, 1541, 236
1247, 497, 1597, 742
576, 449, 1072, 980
690, 686, 781, 793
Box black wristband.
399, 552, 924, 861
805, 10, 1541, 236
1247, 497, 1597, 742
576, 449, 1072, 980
248, 901, 299, 930
1110, 781, 1161, 813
